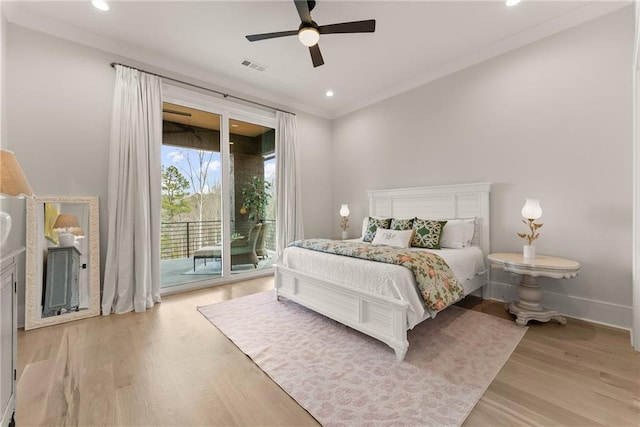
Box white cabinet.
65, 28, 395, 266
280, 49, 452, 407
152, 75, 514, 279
0, 248, 22, 427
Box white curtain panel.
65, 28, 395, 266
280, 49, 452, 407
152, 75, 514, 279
102, 65, 162, 315
275, 111, 304, 258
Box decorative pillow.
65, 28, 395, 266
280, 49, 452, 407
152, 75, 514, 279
390, 218, 413, 231
371, 229, 414, 248
360, 216, 388, 239
440, 220, 467, 249
411, 219, 447, 249
362, 217, 391, 243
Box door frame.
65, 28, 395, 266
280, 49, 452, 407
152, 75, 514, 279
160, 83, 276, 295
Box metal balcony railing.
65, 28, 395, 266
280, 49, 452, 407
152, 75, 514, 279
161, 219, 276, 260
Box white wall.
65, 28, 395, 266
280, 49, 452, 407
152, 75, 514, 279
332, 7, 634, 329
632, 0, 639, 349
297, 112, 334, 238
6, 24, 333, 322
1, 8, 5, 149
2, 10, 29, 326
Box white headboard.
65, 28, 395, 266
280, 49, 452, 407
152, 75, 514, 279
367, 182, 491, 255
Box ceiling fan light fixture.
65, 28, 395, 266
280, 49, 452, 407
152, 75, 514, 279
298, 27, 320, 47
91, 0, 110, 11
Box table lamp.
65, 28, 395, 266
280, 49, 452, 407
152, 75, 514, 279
340, 204, 350, 239
518, 198, 543, 259
53, 214, 82, 247
0, 150, 34, 246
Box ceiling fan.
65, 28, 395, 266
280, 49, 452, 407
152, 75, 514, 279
245, 0, 376, 68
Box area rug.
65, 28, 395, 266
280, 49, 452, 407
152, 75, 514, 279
198, 290, 526, 427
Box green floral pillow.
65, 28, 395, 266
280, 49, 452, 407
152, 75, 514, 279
362, 217, 391, 243
411, 219, 447, 249
390, 218, 413, 231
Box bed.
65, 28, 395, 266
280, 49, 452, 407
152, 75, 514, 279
274, 182, 491, 361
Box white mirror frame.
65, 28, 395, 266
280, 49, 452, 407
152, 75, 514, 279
25, 196, 100, 330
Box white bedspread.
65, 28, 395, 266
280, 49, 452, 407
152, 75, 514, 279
280, 245, 486, 329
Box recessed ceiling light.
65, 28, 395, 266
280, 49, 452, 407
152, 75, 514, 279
231, 124, 239, 128
506, 0, 521, 7
92, 0, 110, 11
325, 90, 334, 97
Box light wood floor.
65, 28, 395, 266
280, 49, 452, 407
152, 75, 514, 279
17, 277, 639, 426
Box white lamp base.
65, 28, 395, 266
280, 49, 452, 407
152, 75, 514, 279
58, 232, 75, 247
341, 230, 348, 240
523, 245, 536, 260
0, 211, 11, 246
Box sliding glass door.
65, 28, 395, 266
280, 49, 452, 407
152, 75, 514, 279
160, 103, 223, 288
159, 96, 276, 290
228, 118, 276, 275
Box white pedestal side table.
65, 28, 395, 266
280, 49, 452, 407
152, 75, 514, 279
488, 253, 581, 326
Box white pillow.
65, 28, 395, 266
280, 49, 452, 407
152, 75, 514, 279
440, 220, 466, 249
439, 218, 476, 249
371, 229, 414, 248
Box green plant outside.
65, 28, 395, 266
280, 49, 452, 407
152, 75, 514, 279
241, 176, 272, 222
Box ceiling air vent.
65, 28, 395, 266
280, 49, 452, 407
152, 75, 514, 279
241, 59, 268, 72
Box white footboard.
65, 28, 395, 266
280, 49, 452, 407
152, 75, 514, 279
275, 264, 411, 361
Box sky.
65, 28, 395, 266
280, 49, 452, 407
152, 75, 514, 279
162, 145, 275, 195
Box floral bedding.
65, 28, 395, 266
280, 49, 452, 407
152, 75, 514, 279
289, 239, 464, 315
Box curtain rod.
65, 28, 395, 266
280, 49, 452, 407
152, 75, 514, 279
110, 62, 295, 116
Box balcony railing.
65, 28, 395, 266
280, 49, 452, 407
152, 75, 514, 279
161, 220, 275, 260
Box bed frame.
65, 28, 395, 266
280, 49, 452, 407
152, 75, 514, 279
275, 182, 491, 361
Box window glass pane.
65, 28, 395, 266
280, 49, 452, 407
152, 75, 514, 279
229, 118, 276, 274
160, 103, 222, 287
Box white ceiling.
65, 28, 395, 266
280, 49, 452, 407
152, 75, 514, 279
3, 0, 630, 119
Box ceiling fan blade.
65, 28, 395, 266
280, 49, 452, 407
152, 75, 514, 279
309, 44, 324, 68
294, 0, 312, 24
318, 19, 376, 35
246, 30, 299, 42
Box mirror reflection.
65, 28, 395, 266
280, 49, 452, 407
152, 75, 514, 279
41, 202, 89, 317
26, 196, 100, 329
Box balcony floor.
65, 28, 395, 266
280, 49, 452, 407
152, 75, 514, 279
161, 251, 275, 288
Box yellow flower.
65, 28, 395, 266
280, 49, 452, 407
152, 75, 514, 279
240, 207, 247, 215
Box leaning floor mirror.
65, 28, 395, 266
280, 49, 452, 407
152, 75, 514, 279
25, 196, 100, 330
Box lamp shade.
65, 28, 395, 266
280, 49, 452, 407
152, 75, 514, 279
0, 150, 33, 246
52, 214, 82, 233
521, 199, 542, 220
340, 204, 350, 217
0, 150, 33, 198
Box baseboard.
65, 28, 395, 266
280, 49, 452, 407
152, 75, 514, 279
488, 280, 633, 331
